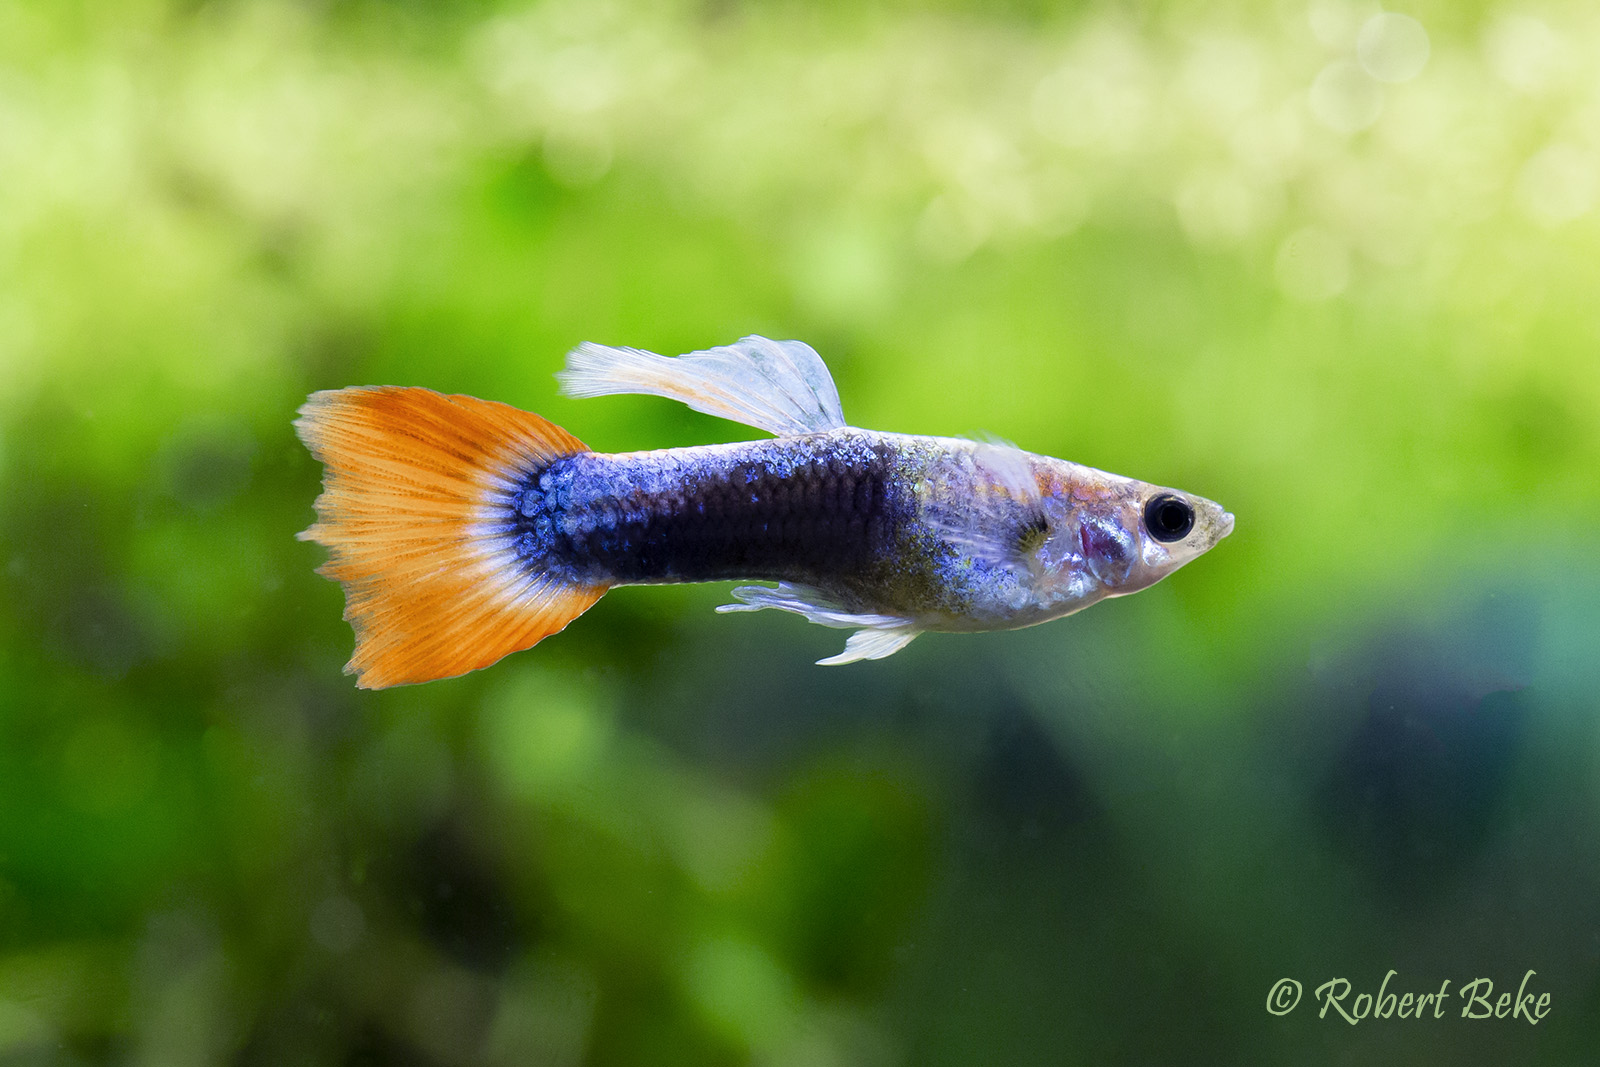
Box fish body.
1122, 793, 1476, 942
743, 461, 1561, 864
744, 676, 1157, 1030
296, 337, 1232, 687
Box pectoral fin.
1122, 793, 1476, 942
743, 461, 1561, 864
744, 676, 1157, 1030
920, 441, 1047, 566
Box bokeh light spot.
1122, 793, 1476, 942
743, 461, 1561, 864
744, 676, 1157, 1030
1515, 144, 1597, 228
0, 999, 52, 1057
914, 195, 988, 264
791, 224, 895, 324
683, 935, 798, 1052
1179, 37, 1263, 129
1308, 0, 1382, 49
480, 669, 613, 802
1309, 60, 1384, 133
1030, 29, 1151, 154
484, 955, 597, 1067
1357, 13, 1430, 84
1175, 170, 1274, 247
1484, 15, 1564, 95
664, 786, 774, 895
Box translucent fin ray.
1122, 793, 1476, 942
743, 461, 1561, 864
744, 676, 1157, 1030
921, 442, 1047, 565
295, 386, 606, 688
816, 626, 921, 666
717, 582, 920, 665
557, 335, 847, 436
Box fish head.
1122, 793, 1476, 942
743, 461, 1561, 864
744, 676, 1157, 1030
1031, 464, 1233, 604
1095, 483, 1233, 596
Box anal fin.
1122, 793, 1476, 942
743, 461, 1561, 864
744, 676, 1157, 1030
816, 626, 921, 666
717, 582, 921, 666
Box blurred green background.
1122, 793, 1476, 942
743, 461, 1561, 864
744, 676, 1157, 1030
2, 0, 1598, 1063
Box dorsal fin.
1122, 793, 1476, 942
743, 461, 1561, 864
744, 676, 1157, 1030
556, 335, 847, 436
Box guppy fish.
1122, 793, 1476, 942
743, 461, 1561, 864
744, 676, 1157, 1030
296, 337, 1233, 688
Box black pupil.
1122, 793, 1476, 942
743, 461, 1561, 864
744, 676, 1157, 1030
1145, 495, 1194, 542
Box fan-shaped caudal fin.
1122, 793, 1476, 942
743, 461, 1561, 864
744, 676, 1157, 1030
294, 386, 606, 688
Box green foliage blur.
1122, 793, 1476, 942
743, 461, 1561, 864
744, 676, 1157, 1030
2, 0, 1598, 1063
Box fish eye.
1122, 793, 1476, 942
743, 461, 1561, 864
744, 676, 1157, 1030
1143, 494, 1194, 543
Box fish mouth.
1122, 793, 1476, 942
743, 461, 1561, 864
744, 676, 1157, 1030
1219, 511, 1236, 538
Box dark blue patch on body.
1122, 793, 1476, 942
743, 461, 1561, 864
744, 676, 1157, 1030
505, 443, 909, 587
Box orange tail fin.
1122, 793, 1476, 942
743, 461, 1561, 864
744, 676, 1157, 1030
294, 386, 606, 688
